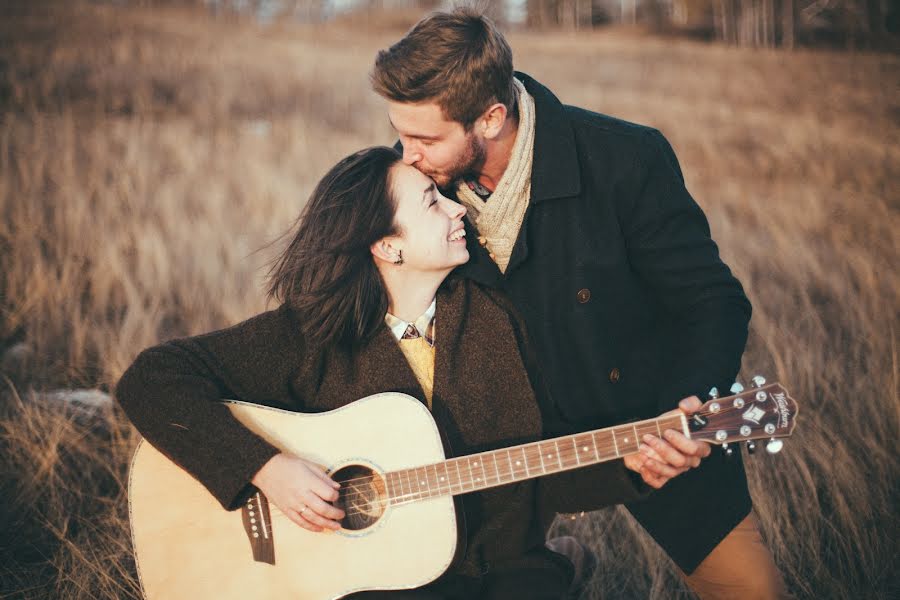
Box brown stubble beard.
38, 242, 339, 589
430, 131, 486, 191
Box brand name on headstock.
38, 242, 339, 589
773, 392, 790, 429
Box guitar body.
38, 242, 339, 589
129, 393, 458, 600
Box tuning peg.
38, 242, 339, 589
766, 438, 783, 454
708, 387, 719, 399
746, 440, 757, 454
751, 375, 766, 388
730, 382, 744, 394
722, 442, 733, 457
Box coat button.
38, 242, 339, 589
576, 288, 591, 303
609, 368, 621, 383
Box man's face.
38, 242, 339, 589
388, 101, 485, 189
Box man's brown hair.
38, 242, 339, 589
371, 8, 516, 129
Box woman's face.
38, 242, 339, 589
388, 162, 469, 273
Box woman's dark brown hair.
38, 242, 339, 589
267, 146, 402, 348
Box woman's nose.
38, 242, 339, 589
443, 197, 466, 218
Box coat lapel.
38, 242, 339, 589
516, 72, 582, 204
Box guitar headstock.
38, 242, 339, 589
689, 379, 798, 454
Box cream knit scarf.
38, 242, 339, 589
456, 78, 535, 274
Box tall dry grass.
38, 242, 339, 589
1, 2, 898, 598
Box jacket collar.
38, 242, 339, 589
515, 72, 581, 203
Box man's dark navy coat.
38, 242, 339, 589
450, 73, 754, 573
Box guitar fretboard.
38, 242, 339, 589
384, 414, 685, 505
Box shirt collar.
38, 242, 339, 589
385, 298, 436, 346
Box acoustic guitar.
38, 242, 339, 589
128, 379, 797, 599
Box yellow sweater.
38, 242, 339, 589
397, 336, 436, 410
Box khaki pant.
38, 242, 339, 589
683, 511, 790, 600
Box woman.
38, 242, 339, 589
116, 147, 682, 599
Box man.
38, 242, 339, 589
371, 9, 788, 600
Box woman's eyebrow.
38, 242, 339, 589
422, 182, 436, 203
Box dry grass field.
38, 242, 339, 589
1, 2, 898, 599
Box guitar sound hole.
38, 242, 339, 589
332, 465, 386, 531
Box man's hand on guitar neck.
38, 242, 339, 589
251, 454, 345, 532
624, 396, 712, 489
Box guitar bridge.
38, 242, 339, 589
242, 491, 275, 564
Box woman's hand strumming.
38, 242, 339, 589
251, 453, 345, 532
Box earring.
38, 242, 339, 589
394, 249, 403, 265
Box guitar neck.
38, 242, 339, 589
384, 413, 686, 506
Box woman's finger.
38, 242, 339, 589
305, 461, 341, 490
303, 492, 345, 524
310, 477, 341, 503
286, 507, 324, 533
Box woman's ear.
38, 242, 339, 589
370, 238, 402, 264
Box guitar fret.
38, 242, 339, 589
441, 462, 453, 494
520, 447, 530, 477
572, 438, 580, 466
399, 469, 409, 498
414, 467, 425, 500
506, 449, 515, 482
614, 425, 639, 455
554, 440, 563, 470
425, 464, 437, 498
604, 429, 619, 457
537, 443, 546, 474
491, 452, 501, 484
385, 471, 396, 499
412, 467, 422, 499
429, 463, 440, 496
454, 459, 465, 493
416, 467, 425, 500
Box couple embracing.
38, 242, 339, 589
117, 9, 787, 600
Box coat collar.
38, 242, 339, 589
515, 72, 582, 203
452, 74, 581, 284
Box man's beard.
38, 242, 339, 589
427, 133, 486, 190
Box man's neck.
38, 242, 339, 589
475, 114, 519, 193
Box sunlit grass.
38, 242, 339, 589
1, 3, 897, 598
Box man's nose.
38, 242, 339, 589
402, 144, 421, 165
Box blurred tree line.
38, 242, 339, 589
525, 0, 896, 48
102, 0, 900, 48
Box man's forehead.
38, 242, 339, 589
388, 101, 458, 136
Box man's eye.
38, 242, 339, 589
421, 140, 435, 147
429, 197, 438, 207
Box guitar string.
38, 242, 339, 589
325, 414, 688, 488
262, 411, 784, 520
326, 421, 677, 503
317, 417, 766, 508
326, 401, 773, 489
254, 404, 785, 514
314, 405, 774, 504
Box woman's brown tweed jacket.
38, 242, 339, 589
115, 277, 645, 579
